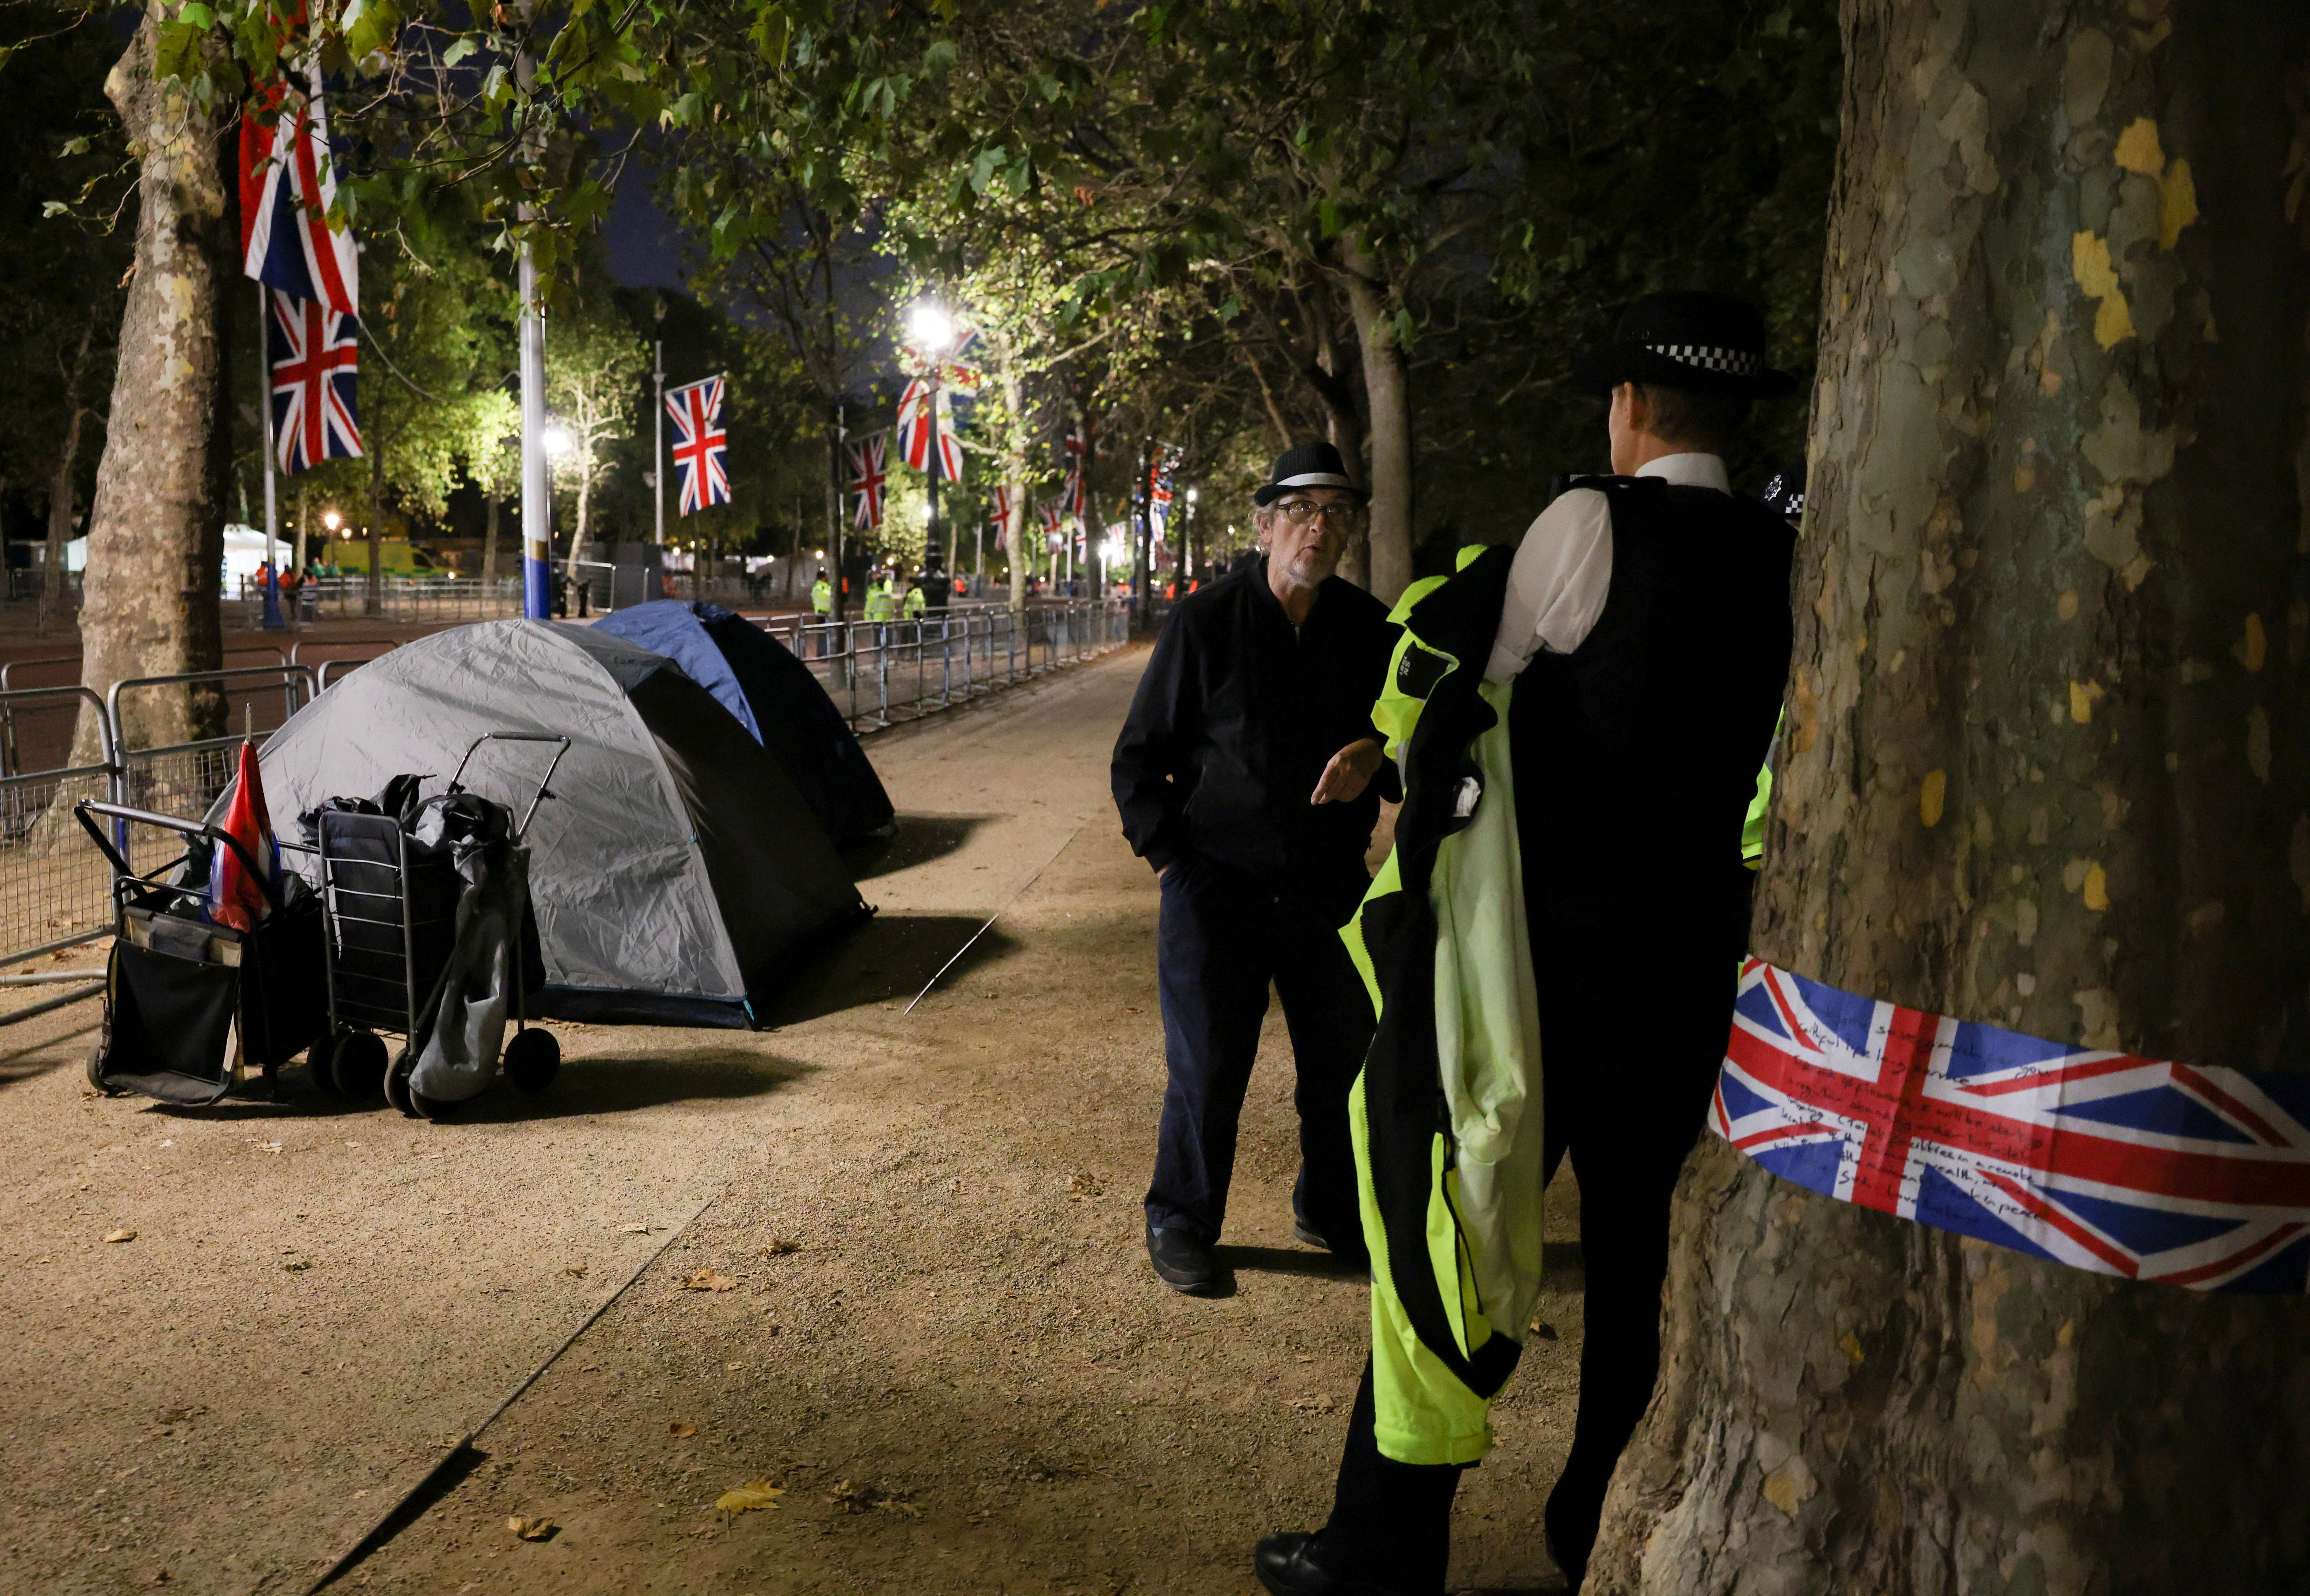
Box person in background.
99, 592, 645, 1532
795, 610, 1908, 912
903, 578, 928, 619
811, 567, 833, 655
1111, 440, 1399, 1297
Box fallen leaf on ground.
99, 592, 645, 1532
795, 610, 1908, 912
759, 1237, 800, 1255
1529, 1320, 1559, 1341
281, 1260, 311, 1272
1066, 1171, 1104, 1198
507, 1516, 556, 1541
669, 1421, 697, 1437
621, 1224, 651, 1234
684, 1268, 736, 1292
716, 1480, 783, 1514
1289, 1394, 1337, 1415
159, 1405, 207, 1424
564, 1264, 588, 1279
103, 1228, 136, 1244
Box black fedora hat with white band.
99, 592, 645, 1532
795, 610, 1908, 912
1252, 440, 1370, 507
1570, 290, 1798, 399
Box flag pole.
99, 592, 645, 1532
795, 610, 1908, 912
518, 238, 549, 620
832, 400, 847, 625
653, 336, 664, 547
257, 283, 282, 618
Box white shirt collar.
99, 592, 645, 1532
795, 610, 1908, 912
1636, 452, 1731, 493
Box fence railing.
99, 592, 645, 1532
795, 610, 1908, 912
764, 599, 1132, 730
236, 575, 526, 626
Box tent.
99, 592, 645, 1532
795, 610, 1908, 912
593, 601, 895, 847
228, 619, 866, 1027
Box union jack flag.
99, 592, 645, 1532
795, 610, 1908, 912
1148, 449, 1179, 540
269, 288, 361, 473
941, 325, 982, 392
665, 375, 730, 515
1715, 959, 2310, 1293
238, 63, 359, 317
848, 431, 887, 529
1062, 429, 1088, 518
896, 379, 963, 483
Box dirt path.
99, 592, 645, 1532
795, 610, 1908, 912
0, 646, 1580, 1596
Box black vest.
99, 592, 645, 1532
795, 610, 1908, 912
1507, 475, 1794, 901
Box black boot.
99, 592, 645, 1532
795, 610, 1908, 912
1254, 1531, 1410, 1596
1145, 1221, 1218, 1295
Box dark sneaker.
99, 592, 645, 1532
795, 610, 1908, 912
1146, 1221, 1218, 1295
1292, 1216, 1330, 1250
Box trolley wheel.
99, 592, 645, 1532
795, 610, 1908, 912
502, 1027, 560, 1094
85, 1045, 118, 1096
381, 1048, 417, 1117
331, 1030, 387, 1101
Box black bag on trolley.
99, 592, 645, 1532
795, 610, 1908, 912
77, 804, 328, 1106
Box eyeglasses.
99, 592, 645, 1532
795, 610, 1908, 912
1272, 498, 1365, 529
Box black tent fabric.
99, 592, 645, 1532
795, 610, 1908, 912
593, 601, 895, 846
225, 620, 867, 1028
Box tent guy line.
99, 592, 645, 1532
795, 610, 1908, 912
904, 815, 1094, 1014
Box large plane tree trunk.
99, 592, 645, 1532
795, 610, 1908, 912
1336, 235, 1411, 604
1589, 4, 2310, 1593
77, 5, 230, 762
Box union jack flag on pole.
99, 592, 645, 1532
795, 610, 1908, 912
848, 431, 888, 529
1715, 959, 2310, 1293
1062, 429, 1088, 518
1148, 448, 1179, 540
665, 375, 731, 515
269, 288, 361, 472
895, 379, 964, 483
238, 63, 359, 317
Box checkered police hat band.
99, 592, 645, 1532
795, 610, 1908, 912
1644, 343, 1764, 376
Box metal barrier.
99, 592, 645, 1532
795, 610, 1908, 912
779, 599, 1131, 731
261, 576, 524, 624
106, 666, 315, 876
0, 686, 122, 978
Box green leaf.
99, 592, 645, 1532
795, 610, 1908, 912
441, 37, 476, 67
176, 3, 215, 31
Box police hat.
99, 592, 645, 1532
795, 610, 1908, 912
1571, 291, 1798, 399
1253, 440, 1369, 507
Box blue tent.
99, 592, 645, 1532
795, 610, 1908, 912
593, 601, 895, 847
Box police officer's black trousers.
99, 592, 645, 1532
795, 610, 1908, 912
1145, 854, 1371, 1260
1312, 883, 1750, 1591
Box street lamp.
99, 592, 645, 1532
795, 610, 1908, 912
541, 424, 574, 457
908, 300, 955, 356
322, 510, 341, 532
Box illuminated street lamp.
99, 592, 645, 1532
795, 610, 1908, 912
541, 424, 575, 457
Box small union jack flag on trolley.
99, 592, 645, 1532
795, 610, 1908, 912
848, 430, 888, 529
1715, 959, 2310, 1292
665, 375, 731, 514
269, 288, 361, 473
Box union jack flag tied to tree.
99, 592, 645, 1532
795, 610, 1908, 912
1716, 958, 2310, 1292
665, 376, 731, 514
895, 378, 964, 483
986, 483, 1012, 546
269, 288, 362, 472
847, 431, 888, 529
238, 61, 359, 317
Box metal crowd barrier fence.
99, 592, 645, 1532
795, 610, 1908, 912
106, 666, 316, 878
772, 599, 1131, 731
0, 687, 123, 995
245, 576, 525, 625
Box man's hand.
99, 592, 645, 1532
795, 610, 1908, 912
1312, 738, 1384, 805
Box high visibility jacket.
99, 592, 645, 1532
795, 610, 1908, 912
1343, 544, 1541, 1468
903, 584, 927, 618
864, 582, 898, 621
811, 579, 832, 615
1742, 710, 1782, 868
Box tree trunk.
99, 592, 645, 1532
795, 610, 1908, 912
293, 482, 308, 578
1336, 236, 1410, 604
1301, 280, 1371, 590
571, 469, 592, 568
75, 8, 230, 762
1591, 5, 2310, 1593
45, 319, 97, 614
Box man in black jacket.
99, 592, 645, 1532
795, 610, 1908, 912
1112, 440, 1399, 1296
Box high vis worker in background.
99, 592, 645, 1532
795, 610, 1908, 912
1254, 293, 1798, 1596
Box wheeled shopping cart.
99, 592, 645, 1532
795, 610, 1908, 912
75, 801, 328, 1105
306, 734, 567, 1120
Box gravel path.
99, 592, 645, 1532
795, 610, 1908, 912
0, 645, 1579, 1595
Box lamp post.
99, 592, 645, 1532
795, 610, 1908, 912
907, 299, 954, 611
542, 422, 572, 611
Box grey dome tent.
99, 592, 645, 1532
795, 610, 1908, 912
593, 600, 894, 846
232, 620, 866, 1027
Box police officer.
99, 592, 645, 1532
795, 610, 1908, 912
864, 569, 898, 623
902, 576, 928, 620
1255, 293, 1798, 1596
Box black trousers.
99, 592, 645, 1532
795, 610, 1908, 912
1145, 854, 1372, 1259
1318, 880, 1751, 1591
